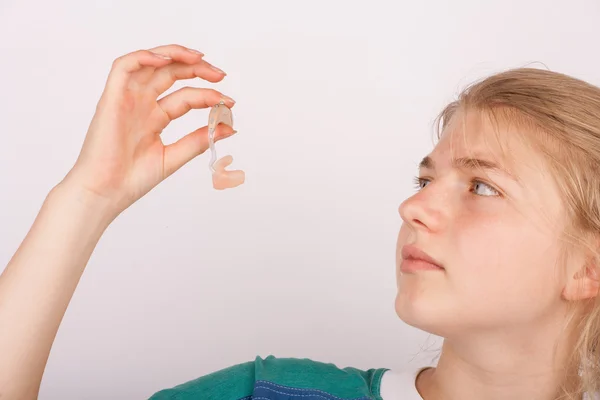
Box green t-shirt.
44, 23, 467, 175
149, 355, 389, 400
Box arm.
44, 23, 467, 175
0, 182, 113, 399
0, 44, 238, 399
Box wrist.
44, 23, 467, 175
49, 177, 119, 230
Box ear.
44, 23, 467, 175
562, 261, 600, 301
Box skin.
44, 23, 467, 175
0, 44, 238, 399
395, 108, 600, 399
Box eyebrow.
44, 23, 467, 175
419, 155, 518, 181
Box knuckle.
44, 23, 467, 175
154, 44, 184, 54
181, 86, 195, 95
111, 56, 125, 69
166, 66, 177, 81
112, 49, 149, 68
137, 49, 153, 58
111, 50, 141, 70
168, 44, 187, 51
207, 88, 221, 98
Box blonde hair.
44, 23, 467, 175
434, 67, 600, 399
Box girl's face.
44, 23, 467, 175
395, 109, 571, 338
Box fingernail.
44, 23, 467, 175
222, 95, 236, 104
209, 64, 226, 75
219, 130, 237, 139
153, 53, 172, 60
189, 49, 204, 56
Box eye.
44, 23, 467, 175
412, 176, 500, 197
471, 180, 499, 197
413, 176, 429, 190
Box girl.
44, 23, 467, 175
1, 44, 599, 400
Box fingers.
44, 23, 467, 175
106, 44, 206, 91
150, 59, 227, 95
163, 124, 238, 177
148, 44, 205, 63
108, 50, 172, 86
157, 87, 235, 123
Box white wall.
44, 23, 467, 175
1, 0, 599, 398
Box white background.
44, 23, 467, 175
1, 0, 599, 398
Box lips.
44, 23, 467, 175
400, 244, 444, 270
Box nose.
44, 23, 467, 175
398, 187, 447, 233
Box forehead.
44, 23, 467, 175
430, 107, 565, 222
433, 108, 541, 177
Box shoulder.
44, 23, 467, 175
254, 355, 388, 399
148, 359, 255, 400
149, 355, 388, 400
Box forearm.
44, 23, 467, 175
0, 181, 115, 399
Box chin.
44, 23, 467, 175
394, 280, 456, 338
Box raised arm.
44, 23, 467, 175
0, 44, 237, 399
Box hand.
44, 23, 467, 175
62, 44, 237, 219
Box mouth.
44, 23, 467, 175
400, 244, 445, 273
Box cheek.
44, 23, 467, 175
454, 214, 563, 319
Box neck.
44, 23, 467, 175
418, 314, 583, 400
